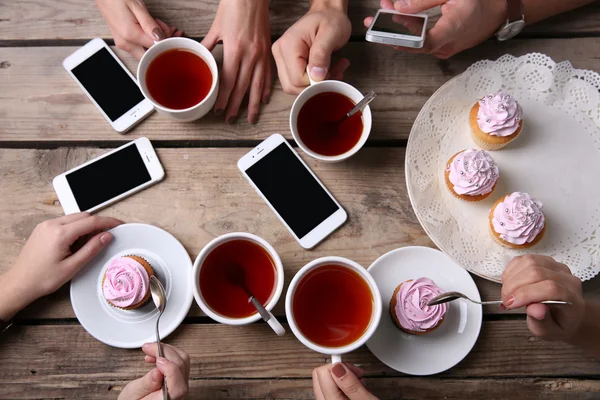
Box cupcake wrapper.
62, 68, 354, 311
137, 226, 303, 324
470, 129, 512, 151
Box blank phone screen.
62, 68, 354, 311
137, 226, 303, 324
372, 13, 425, 36
71, 47, 145, 122
66, 143, 151, 211
246, 143, 340, 239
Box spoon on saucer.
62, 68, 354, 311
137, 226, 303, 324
225, 264, 285, 336
427, 291, 572, 307
149, 275, 168, 400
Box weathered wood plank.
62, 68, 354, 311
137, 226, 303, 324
1, 322, 599, 385
2, 38, 600, 143
0, 0, 598, 42
2, 377, 600, 400
1, 148, 599, 320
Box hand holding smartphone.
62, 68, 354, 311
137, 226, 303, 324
366, 10, 428, 48
63, 38, 154, 133
53, 138, 165, 214
238, 134, 347, 249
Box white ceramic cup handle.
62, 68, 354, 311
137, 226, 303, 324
306, 66, 316, 86
267, 311, 286, 336
331, 354, 342, 364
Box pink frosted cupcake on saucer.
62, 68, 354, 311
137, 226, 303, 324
389, 277, 448, 335
489, 192, 546, 249
445, 149, 499, 202
470, 91, 524, 150
102, 255, 155, 310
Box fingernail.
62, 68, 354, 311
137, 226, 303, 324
310, 66, 327, 80
397, 0, 409, 6
142, 342, 151, 349
153, 28, 165, 41
249, 115, 258, 125
499, 304, 506, 311
504, 296, 515, 307
214, 108, 224, 116
157, 357, 168, 365
100, 233, 112, 244
263, 95, 271, 105
227, 116, 238, 125
332, 363, 346, 378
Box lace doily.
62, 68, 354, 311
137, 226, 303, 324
406, 53, 600, 282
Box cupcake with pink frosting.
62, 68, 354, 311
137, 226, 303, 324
389, 277, 448, 335
445, 149, 499, 202
489, 192, 546, 249
470, 91, 524, 150
102, 255, 155, 310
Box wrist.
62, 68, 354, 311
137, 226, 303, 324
0, 270, 37, 320
309, 0, 347, 13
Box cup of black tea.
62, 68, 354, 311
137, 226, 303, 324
286, 256, 382, 364
290, 78, 373, 162
192, 232, 285, 330
138, 37, 219, 122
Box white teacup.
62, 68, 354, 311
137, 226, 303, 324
192, 232, 285, 335
137, 37, 219, 122
289, 76, 372, 163
285, 256, 382, 363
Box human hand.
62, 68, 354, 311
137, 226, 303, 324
96, 0, 183, 59
118, 342, 191, 400
202, 0, 272, 124
363, 0, 507, 59
312, 362, 378, 400
272, 0, 351, 94
501, 255, 586, 342
0, 213, 123, 320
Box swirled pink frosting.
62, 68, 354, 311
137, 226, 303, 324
492, 192, 545, 245
395, 278, 448, 333
447, 149, 499, 196
477, 92, 523, 137
102, 257, 150, 308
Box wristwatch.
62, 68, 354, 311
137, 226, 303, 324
495, 0, 525, 41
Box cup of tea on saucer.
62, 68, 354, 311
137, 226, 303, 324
285, 256, 382, 363
192, 232, 285, 334
137, 37, 219, 122
289, 76, 373, 163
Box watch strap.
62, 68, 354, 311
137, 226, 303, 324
506, 0, 524, 23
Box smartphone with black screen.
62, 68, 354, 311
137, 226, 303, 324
63, 38, 154, 133
238, 134, 347, 249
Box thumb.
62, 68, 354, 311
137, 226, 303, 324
64, 232, 113, 272
394, 0, 445, 13
129, 0, 165, 42
308, 31, 337, 82
526, 303, 558, 338
330, 363, 375, 400
118, 368, 163, 400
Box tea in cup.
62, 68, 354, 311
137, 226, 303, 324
138, 37, 219, 122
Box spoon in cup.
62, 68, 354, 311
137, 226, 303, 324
323, 90, 377, 133
149, 275, 169, 400
225, 263, 285, 336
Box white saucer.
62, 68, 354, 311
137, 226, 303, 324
70, 223, 193, 348
366, 246, 482, 376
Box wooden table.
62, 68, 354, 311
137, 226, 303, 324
2, 1, 600, 398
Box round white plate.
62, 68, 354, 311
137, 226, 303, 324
366, 246, 482, 376
70, 223, 193, 348
406, 53, 600, 282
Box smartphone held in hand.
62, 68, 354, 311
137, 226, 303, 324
366, 10, 428, 48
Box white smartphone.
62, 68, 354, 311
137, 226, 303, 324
53, 137, 165, 215
63, 38, 154, 133
366, 10, 428, 48
238, 134, 347, 249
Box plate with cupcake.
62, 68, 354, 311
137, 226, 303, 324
406, 53, 600, 282
70, 223, 194, 348
366, 246, 482, 375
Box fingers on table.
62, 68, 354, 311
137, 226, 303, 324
64, 215, 123, 244
129, 0, 165, 41
214, 45, 241, 116
64, 231, 114, 270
